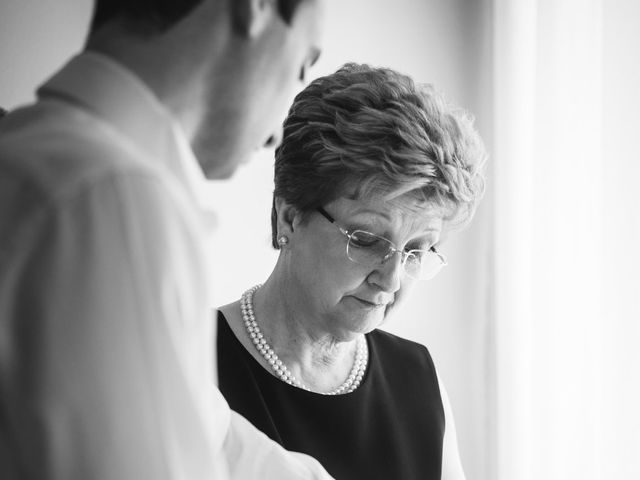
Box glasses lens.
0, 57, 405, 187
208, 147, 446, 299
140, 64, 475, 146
405, 249, 446, 280
346, 230, 394, 266
345, 230, 447, 281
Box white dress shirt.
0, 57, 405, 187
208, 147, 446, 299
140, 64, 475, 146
0, 53, 331, 480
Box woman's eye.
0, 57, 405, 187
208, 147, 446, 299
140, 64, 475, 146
406, 241, 432, 254
406, 249, 425, 262
349, 231, 380, 248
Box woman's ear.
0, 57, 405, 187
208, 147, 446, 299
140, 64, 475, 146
274, 197, 301, 237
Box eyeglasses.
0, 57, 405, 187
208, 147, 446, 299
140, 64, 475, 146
316, 207, 447, 281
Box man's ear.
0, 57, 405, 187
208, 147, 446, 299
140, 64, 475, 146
231, 0, 280, 38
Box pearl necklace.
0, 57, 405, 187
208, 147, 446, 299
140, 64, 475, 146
241, 284, 368, 395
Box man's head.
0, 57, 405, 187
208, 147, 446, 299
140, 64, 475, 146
88, 0, 325, 179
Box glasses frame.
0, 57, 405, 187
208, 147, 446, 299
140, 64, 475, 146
315, 206, 447, 280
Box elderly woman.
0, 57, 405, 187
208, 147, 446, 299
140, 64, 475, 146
217, 63, 486, 480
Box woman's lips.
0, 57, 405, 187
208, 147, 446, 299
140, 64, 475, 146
352, 297, 388, 309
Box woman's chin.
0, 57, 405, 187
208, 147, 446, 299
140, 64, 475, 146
342, 311, 385, 337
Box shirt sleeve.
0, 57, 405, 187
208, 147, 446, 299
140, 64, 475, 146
436, 372, 466, 480
0, 172, 228, 479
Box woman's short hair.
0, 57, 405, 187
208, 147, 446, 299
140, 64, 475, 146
271, 63, 487, 248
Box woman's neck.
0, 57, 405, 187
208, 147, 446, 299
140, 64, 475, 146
248, 275, 361, 393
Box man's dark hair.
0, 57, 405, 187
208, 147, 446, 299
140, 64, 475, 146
90, 0, 303, 34
90, 0, 206, 33
0, 107, 7, 118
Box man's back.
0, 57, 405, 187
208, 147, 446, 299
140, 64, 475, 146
0, 54, 227, 479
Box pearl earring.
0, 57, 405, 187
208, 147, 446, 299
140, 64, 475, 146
278, 235, 289, 247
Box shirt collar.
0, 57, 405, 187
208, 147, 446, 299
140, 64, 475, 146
38, 51, 213, 212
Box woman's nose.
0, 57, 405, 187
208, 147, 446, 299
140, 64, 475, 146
368, 251, 403, 293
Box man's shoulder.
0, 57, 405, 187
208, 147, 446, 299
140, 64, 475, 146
1, 100, 157, 196
0, 101, 170, 247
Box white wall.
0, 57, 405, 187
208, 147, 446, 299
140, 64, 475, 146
0, 1, 493, 478
0, 0, 92, 108
602, 1, 640, 477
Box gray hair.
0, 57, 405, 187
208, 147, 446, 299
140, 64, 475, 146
271, 62, 487, 248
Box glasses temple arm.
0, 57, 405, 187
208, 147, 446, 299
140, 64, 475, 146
316, 206, 336, 223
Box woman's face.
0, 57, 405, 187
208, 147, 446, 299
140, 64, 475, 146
285, 193, 444, 341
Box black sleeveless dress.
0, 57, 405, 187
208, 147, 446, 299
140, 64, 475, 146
217, 311, 445, 480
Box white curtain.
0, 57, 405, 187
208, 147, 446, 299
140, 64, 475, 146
492, 0, 639, 479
